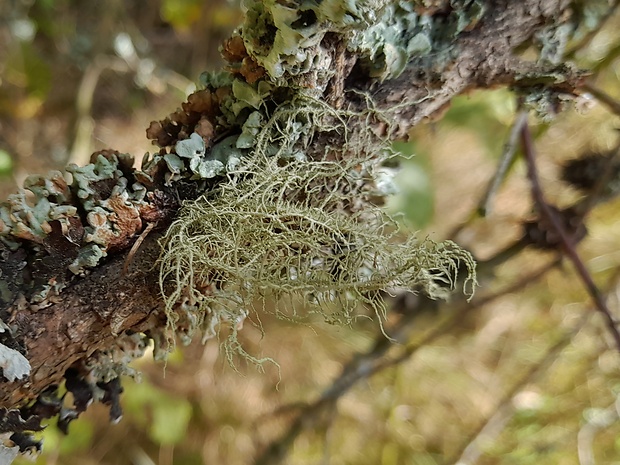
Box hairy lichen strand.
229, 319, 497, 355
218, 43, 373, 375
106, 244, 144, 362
158, 96, 477, 363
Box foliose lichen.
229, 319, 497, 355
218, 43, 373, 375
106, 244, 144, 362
65, 152, 149, 274
0, 342, 30, 382
241, 0, 429, 84
349, 1, 431, 80
83, 332, 148, 384
0, 171, 75, 249
238, 0, 489, 86
0, 150, 161, 303
535, 23, 573, 65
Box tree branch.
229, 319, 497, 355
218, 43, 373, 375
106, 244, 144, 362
0, 0, 578, 449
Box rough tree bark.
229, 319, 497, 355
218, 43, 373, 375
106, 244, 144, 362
0, 0, 584, 454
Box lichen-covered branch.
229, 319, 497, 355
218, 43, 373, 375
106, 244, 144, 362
0, 0, 584, 457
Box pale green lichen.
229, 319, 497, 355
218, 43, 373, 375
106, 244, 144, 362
0, 171, 76, 249
240, 0, 488, 85
0, 151, 151, 303
68, 244, 105, 275
66, 153, 147, 275
177, 132, 225, 179
219, 78, 274, 124
160, 157, 475, 361
237, 111, 264, 149
198, 135, 243, 172
66, 155, 121, 211
85, 332, 149, 383
520, 87, 575, 122
231, 78, 267, 110
450, 0, 485, 35
199, 70, 235, 89
158, 95, 476, 362
23, 171, 72, 204
253, 93, 346, 159
167, 132, 244, 182
162, 153, 185, 185
349, 1, 428, 80
241, 0, 389, 83
536, 23, 573, 65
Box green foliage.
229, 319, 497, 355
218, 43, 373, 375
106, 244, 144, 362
124, 380, 193, 446
160, 0, 203, 31
5, 42, 52, 101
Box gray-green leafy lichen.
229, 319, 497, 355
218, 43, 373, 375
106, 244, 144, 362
65, 153, 148, 275
84, 332, 149, 384
349, 1, 431, 80
0, 171, 75, 248
449, 0, 485, 35
239, 0, 489, 86
242, 0, 430, 84
0, 150, 158, 303
535, 23, 573, 65
512, 62, 585, 121
177, 133, 243, 179
241, 0, 402, 85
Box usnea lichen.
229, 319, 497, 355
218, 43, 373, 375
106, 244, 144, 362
158, 95, 477, 362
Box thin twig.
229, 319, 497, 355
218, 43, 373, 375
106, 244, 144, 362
448, 109, 527, 239
122, 222, 156, 276
520, 123, 620, 352
478, 110, 528, 216
582, 83, 620, 117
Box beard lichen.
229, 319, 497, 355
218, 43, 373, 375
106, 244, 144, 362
157, 94, 476, 365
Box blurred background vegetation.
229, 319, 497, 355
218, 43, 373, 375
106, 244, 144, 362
2, 1, 620, 464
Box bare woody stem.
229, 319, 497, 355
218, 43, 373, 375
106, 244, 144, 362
520, 123, 620, 352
